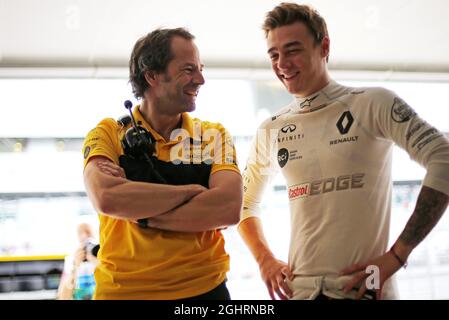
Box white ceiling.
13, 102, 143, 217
1, 0, 449, 73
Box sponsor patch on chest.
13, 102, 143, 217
288, 173, 365, 200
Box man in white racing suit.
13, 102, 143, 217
238, 2, 449, 300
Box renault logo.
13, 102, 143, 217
336, 111, 354, 135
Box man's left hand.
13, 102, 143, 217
339, 250, 403, 300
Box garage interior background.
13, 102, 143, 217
1, 0, 449, 299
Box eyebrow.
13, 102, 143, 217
267, 41, 303, 54
181, 63, 204, 69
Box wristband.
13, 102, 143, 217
390, 245, 408, 269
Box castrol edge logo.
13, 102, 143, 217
288, 183, 310, 200
288, 173, 365, 200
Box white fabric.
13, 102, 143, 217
287, 274, 397, 300
242, 80, 449, 299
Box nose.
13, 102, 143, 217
277, 54, 291, 71
193, 69, 205, 85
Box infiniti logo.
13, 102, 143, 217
281, 124, 297, 133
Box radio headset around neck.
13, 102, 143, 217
122, 100, 156, 161
121, 100, 167, 228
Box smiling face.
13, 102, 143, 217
267, 22, 329, 97
151, 36, 205, 115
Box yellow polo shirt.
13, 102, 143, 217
82, 106, 240, 299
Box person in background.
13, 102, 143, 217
238, 2, 449, 300
57, 223, 98, 300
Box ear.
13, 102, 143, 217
144, 70, 158, 86
321, 36, 330, 62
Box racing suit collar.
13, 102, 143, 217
293, 80, 338, 113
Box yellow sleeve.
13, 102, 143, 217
82, 118, 122, 169
208, 123, 241, 176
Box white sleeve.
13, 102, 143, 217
375, 88, 449, 196
240, 123, 280, 221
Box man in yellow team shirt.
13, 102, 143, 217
82, 28, 242, 299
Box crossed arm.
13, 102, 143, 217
146, 169, 242, 232
83, 156, 242, 231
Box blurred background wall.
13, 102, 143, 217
1, 0, 449, 299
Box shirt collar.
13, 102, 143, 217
293, 80, 339, 113
132, 106, 197, 144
